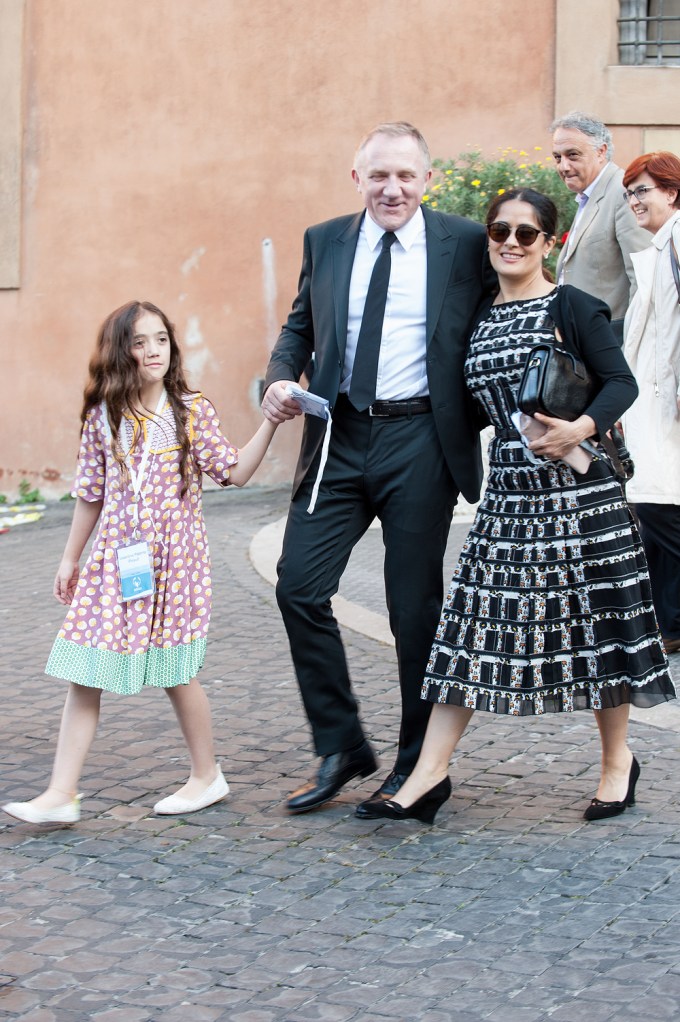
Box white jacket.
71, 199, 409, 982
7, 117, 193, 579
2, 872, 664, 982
622, 210, 680, 504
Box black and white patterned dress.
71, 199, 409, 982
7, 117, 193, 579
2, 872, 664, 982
423, 292, 675, 714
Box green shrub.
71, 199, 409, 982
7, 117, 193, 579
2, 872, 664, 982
17, 479, 43, 504
423, 146, 576, 275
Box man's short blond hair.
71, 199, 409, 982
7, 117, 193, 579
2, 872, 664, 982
354, 121, 431, 172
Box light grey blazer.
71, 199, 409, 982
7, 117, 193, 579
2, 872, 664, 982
556, 161, 650, 322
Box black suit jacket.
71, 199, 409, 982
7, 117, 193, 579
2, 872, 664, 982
265, 204, 494, 503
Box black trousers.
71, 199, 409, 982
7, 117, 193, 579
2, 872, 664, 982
276, 398, 458, 775
635, 502, 680, 641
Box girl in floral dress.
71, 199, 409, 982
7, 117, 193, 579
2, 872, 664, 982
3, 301, 279, 824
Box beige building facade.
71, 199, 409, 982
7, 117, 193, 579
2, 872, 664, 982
1, 0, 678, 497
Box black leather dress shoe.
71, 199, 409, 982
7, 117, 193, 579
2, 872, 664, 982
286, 741, 377, 814
355, 770, 409, 819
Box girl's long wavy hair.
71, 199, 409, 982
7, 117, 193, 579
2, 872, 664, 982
81, 301, 195, 494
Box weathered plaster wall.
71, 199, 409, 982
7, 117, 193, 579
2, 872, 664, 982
3, 0, 559, 495
555, 0, 680, 165
0, 0, 23, 290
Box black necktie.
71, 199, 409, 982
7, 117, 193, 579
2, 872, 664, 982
349, 231, 397, 411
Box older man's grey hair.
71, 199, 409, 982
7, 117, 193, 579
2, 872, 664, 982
550, 111, 613, 161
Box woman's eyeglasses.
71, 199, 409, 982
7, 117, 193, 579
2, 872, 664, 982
486, 222, 548, 246
623, 185, 658, 203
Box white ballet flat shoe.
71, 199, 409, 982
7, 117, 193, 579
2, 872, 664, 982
2, 795, 82, 825
153, 766, 229, 815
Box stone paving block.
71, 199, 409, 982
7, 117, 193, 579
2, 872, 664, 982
281, 1002, 365, 1021
190, 985, 261, 1010
277, 931, 349, 957
412, 1013, 463, 1022
26, 936, 85, 956
545, 1002, 617, 1022
158, 1007, 226, 1022
0, 986, 43, 1014
646, 961, 680, 990
47, 988, 128, 1013
10, 1009, 64, 1022
226, 1010, 283, 1022
89, 1008, 154, 1022
0, 950, 48, 976
20, 968, 80, 992
323, 980, 396, 1010
360, 991, 445, 1020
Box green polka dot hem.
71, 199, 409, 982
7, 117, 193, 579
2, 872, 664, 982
45, 636, 207, 695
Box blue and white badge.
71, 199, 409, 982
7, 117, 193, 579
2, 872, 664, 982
116, 541, 155, 601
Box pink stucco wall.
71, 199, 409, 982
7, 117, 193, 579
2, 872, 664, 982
1, 0, 558, 497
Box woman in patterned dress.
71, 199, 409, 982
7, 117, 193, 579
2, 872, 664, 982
359, 189, 675, 826
2, 301, 279, 825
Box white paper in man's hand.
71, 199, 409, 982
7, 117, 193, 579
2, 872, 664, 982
286, 384, 330, 420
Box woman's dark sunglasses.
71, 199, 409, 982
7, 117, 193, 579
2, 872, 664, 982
486, 222, 548, 246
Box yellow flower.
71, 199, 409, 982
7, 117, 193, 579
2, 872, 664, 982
534, 146, 542, 151
431, 200, 438, 208
519, 150, 528, 156
471, 179, 481, 187
422, 194, 430, 202
519, 163, 527, 169
445, 169, 453, 175
497, 188, 506, 195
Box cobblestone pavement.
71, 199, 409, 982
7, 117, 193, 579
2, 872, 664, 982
2, 487, 680, 1022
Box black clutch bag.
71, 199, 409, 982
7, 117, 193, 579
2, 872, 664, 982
517, 342, 596, 422
517, 334, 635, 482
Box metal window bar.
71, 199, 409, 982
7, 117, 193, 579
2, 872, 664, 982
619, 0, 680, 64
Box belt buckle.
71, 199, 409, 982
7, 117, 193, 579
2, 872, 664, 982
368, 403, 389, 418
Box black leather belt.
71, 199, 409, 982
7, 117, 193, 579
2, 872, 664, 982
368, 397, 432, 418
495, 426, 521, 439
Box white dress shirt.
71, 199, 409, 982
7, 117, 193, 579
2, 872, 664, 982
341, 207, 429, 400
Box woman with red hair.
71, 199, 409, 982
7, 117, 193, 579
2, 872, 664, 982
622, 151, 680, 655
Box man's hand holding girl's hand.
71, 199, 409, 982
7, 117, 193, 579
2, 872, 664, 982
261, 381, 304, 424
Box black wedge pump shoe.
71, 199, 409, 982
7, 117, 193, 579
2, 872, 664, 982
583, 756, 640, 822
361, 776, 452, 824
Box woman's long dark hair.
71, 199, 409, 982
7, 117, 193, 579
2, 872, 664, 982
81, 300, 195, 494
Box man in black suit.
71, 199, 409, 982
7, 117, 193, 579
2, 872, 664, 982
262, 122, 493, 816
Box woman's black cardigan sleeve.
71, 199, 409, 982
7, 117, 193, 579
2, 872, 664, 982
546, 285, 638, 438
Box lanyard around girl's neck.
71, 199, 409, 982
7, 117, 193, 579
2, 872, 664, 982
124, 388, 167, 534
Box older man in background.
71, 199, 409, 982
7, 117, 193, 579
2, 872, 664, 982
551, 111, 649, 337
